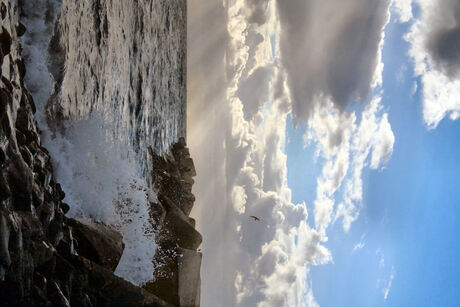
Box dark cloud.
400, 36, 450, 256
237, 65, 272, 120
245, 0, 270, 25
425, 0, 460, 78
276, 0, 390, 123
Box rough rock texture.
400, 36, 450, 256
66, 218, 124, 272
0, 1, 181, 306
145, 139, 202, 307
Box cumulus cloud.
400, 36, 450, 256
405, 0, 460, 128
188, 0, 393, 306
392, 0, 413, 23
276, 0, 391, 123
305, 96, 394, 234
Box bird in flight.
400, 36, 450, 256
250, 215, 260, 221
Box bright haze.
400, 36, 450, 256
188, 0, 460, 306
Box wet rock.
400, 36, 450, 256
178, 248, 202, 307
160, 195, 202, 251
0, 172, 11, 202
16, 22, 26, 37
0, 213, 11, 280
0, 27, 12, 56
6, 151, 33, 210
48, 281, 70, 307
67, 218, 124, 272
0, 3, 6, 20
60, 202, 69, 214
69, 255, 173, 307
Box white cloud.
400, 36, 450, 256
376, 248, 385, 268
308, 96, 395, 234
405, 0, 460, 128
383, 266, 396, 300
352, 234, 366, 252
392, 0, 414, 23
353, 242, 365, 252
188, 0, 394, 305
232, 185, 248, 214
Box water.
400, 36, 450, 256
20, 0, 186, 285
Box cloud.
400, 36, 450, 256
276, 0, 391, 123
308, 96, 395, 234
392, 0, 414, 23
405, 0, 460, 128
352, 234, 366, 252
383, 266, 396, 300
188, 0, 393, 306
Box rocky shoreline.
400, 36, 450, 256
0, 1, 200, 306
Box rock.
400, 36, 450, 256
69, 255, 173, 307
16, 22, 26, 37
0, 27, 12, 56
5, 151, 33, 210
160, 196, 202, 251
0, 172, 12, 202
143, 253, 180, 307
178, 248, 202, 307
67, 218, 124, 272
48, 281, 71, 307
0, 3, 6, 20
0, 213, 11, 280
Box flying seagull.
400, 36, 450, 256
250, 215, 260, 221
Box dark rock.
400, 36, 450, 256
144, 253, 180, 307
67, 218, 124, 272
48, 281, 70, 307
32, 182, 44, 207
19, 145, 33, 167
0, 27, 12, 56
56, 226, 75, 257
0, 3, 6, 20
55, 183, 65, 201
6, 151, 33, 210
16, 107, 30, 132
69, 255, 172, 307
149, 201, 166, 231
0, 172, 11, 202
16, 22, 26, 37
60, 202, 70, 214
0, 213, 11, 280
47, 215, 64, 246
159, 195, 202, 251
0, 148, 5, 166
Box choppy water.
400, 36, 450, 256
20, 0, 186, 285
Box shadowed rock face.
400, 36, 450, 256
1, 0, 198, 306
146, 139, 202, 307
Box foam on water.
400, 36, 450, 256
20, 0, 164, 285
46, 116, 158, 284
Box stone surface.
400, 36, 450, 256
145, 138, 202, 306
0, 1, 177, 305
178, 248, 202, 307
66, 218, 124, 272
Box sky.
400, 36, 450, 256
187, 0, 460, 306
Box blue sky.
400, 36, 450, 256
286, 9, 460, 307
189, 1, 460, 305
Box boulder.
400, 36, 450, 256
159, 195, 202, 251
178, 248, 202, 307
67, 218, 124, 272
69, 255, 173, 307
